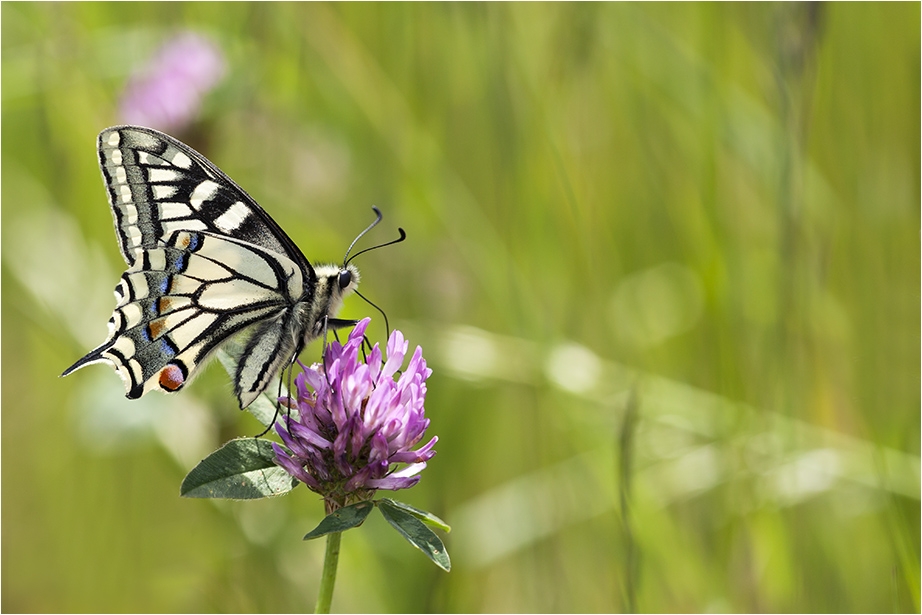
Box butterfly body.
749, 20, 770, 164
62, 126, 359, 408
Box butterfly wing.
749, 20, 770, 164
97, 126, 313, 271
62, 126, 320, 407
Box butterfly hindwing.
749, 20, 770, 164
63, 126, 361, 409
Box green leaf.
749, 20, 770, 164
379, 498, 451, 533
303, 501, 375, 540
180, 438, 295, 499
379, 500, 451, 571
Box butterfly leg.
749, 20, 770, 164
326, 318, 358, 331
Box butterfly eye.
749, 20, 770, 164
338, 269, 352, 290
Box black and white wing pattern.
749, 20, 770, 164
62, 125, 360, 409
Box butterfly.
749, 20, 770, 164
62, 125, 395, 409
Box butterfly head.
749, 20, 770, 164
311, 262, 361, 325
338, 266, 358, 294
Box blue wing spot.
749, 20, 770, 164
160, 338, 177, 358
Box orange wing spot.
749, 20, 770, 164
147, 318, 167, 339
158, 364, 185, 392
158, 297, 173, 314
176, 232, 192, 249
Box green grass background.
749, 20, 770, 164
2, 3, 918, 612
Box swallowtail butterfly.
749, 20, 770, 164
62, 125, 377, 409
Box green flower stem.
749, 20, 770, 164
314, 531, 341, 614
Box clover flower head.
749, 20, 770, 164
119, 31, 226, 132
273, 319, 437, 507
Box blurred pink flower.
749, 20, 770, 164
119, 32, 226, 132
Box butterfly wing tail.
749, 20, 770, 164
61, 345, 111, 378
60, 338, 151, 400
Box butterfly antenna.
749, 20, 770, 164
343, 206, 382, 265
341, 206, 404, 342
343, 206, 407, 267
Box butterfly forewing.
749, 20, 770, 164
63, 126, 359, 409
97, 127, 312, 271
